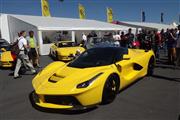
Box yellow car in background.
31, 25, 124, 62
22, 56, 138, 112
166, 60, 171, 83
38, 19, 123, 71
32, 47, 155, 110
50, 41, 85, 61
0, 39, 16, 68
0, 49, 16, 68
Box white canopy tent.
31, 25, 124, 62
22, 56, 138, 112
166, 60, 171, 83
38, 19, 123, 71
0, 14, 134, 55
11, 14, 131, 31
119, 21, 176, 31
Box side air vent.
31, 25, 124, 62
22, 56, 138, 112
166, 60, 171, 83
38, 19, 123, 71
48, 74, 65, 83
133, 63, 143, 71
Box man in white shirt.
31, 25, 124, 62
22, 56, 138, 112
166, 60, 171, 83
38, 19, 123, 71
82, 33, 87, 41
113, 32, 121, 47
82, 33, 87, 47
14, 31, 36, 79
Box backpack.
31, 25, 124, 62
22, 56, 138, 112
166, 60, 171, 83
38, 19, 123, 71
10, 39, 20, 55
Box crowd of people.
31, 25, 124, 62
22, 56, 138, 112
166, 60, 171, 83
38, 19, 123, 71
129, 26, 180, 66
81, 26, 180, 66
12, 25, 180, 78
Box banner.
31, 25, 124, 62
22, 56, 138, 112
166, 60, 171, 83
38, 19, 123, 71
161, 12, 164, 23
141, 11, 145, 22
79, 4, 86, 19
41, 0, 51, 17
107, 7, 113, 23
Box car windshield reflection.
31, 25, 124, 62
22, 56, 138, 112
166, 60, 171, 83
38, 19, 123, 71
68, 47, 126, 68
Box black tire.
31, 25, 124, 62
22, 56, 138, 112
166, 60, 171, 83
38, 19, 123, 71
147, 57, 155, 76
55, 51, 59, 61
102, 75, 119, 104
19, 66, 26, 74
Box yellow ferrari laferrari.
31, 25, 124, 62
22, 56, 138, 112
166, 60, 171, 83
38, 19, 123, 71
49, 41, 85, 61
32, 47, 155, 110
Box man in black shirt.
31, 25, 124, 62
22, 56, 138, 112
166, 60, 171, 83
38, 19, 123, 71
125, 28, 134, 48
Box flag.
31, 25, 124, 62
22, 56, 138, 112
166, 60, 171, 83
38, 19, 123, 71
41, 0, 51, 17
79, 4, 86, 19
142, 11, 145, 22
107, 7, 113, 23
161, 12, 164, 23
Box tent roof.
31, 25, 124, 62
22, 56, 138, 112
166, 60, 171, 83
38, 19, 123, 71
9, 14, 131, 31
120, 21, 176, 30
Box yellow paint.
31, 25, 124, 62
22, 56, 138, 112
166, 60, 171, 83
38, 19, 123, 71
32, 48, 155, 109
50, 41, 85, 61
0, 51, 14, 67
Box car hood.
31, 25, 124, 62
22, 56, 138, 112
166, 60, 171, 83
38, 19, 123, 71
33, 65, 110, 94
56, 47, 85, 56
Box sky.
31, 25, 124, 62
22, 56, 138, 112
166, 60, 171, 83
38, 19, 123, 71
0, 0, 179, 24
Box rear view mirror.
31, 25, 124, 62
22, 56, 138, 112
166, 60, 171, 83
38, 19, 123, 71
123, 54, 130, 60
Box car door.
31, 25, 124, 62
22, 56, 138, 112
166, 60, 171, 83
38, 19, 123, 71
115, 54, 143, 87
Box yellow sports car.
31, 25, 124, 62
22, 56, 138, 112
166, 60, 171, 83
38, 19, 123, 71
0, 39, 16, 68
32, 47, 155, 110
49, 41, 85, 61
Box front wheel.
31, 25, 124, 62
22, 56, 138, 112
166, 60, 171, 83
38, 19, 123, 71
101, 75, 119, 104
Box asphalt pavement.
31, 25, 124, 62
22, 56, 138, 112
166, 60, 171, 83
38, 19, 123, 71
0, 53, 180, 120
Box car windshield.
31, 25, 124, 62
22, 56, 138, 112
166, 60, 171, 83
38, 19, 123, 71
68, 47, 125, 68
58, 42, 76, 47
86, 37, 116, 49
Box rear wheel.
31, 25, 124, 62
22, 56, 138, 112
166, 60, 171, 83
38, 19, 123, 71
147, 57, 155, 76
55, 51, 59, 61
102, 75, 119, 104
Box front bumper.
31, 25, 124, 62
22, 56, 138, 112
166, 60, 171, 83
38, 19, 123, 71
0, 61, 14, 67
58, 55, 73, 61
31, 92, 92, 110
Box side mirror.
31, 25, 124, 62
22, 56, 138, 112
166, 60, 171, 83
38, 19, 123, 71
1, 48, 6, 52
123, 54, 130, 60
79, 44, 83, 47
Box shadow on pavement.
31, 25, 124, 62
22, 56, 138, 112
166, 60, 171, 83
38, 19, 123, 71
155, 57, 180, 70
28, 91, 98, 115
152, 74, 180, 83
155, 64, 180, 70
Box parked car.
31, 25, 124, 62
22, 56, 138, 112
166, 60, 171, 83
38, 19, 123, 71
49, 41, 85, 61
0, 39, 16, 68
32, 46, 155, 110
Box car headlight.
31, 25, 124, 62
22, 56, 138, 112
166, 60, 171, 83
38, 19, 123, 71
77, 72, 103, 88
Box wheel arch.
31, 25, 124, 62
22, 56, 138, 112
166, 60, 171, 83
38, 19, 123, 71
147, 55, 155, 76
108, 73, 121, 91
149, 55, 155, 65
